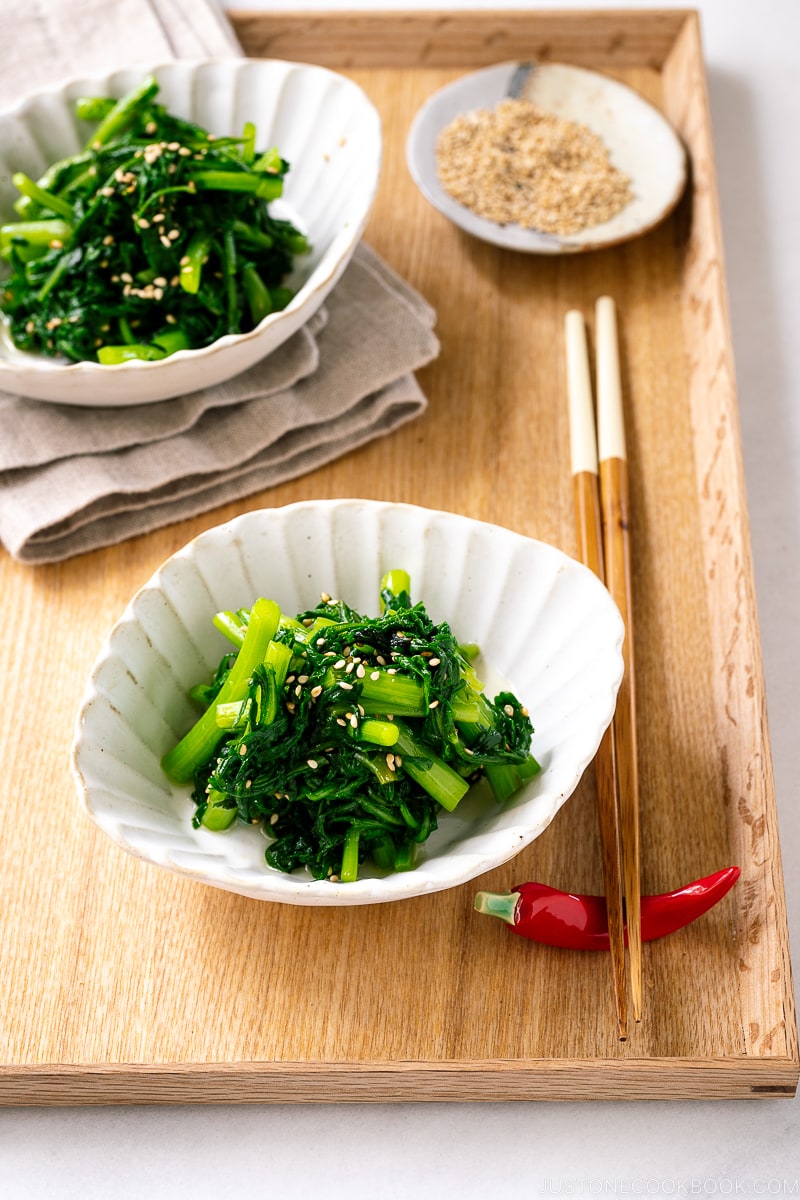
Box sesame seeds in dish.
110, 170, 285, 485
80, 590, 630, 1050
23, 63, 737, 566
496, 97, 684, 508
406, 62, 687, 254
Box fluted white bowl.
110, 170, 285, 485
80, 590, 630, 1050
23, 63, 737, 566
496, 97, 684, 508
0, 59, 381, 405
72, 500, 625, 905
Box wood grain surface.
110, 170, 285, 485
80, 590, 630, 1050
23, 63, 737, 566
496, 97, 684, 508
0, 9, 796, 1104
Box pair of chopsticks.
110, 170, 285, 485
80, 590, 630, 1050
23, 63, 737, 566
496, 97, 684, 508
565, 297, 641, 1041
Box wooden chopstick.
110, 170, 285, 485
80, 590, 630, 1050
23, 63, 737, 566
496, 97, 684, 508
595, 295, 643, 1023
565, 309, 628, 1041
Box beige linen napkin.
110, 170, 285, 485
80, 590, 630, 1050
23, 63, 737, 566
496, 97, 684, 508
0, 0, 439, 563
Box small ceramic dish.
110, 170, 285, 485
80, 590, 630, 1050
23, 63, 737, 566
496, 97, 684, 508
406, 61, 687, 254
72, 499, 624, 906
0, 58, 381, 406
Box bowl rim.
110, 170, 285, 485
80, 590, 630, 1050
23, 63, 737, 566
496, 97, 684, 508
71, 498, 625, 906
0, 57, 382, 384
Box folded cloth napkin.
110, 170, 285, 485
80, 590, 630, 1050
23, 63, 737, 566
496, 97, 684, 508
0, 0, 439, 563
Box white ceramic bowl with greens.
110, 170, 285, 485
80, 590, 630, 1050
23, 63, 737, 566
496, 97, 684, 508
0, 58, 381, 406
71, 499, 624, 905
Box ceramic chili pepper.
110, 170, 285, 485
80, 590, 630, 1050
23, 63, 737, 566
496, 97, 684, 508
474, 865, 740, 950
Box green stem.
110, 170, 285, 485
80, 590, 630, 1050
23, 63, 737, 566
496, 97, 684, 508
357, 719, 400, 748
12, 173, 74, 222
473, 890, 519, 925
162, 596, 281, 782
179, 231, 212, 294
242, 263, 272, 324
213, 610, 247, 647
88, 76, 159, 148
391, 721, 470, 812
200, 788, 237, 831
191, 169, 283, 201
339, 828, 361, 882
0, 219, 73, 249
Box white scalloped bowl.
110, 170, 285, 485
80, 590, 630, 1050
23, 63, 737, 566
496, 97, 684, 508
0, 59, 381, 406
72, 500, 624, 905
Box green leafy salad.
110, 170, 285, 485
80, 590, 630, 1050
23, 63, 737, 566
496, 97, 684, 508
0, 76, 309, 364
161, 571, 540, 883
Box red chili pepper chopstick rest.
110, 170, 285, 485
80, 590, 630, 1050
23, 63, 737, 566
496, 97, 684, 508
474, 866, 740, 950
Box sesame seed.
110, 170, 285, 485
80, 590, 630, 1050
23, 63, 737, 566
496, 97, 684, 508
504, 704, 515, 717
294, 684, 302, 698
387, 668, 397, 676
49, 239, 63, 249
145, 121, 157, 135
239, 744, 247, 756
329, 874, 339, 883
395, 755, 402, 767
338, 681, 354, 691
345, 661, 355, 674
99, 186, 114, 197
336, 718, 347, 727
245, 780, 252, 789
302, 618, 313, 627
25, 321, 34, 333
286, 701, 296, 712
376, 655, 386, 665
167, 229, 180, 240
120, 272, 133, 283
428, 699, 439, 709
521, 707, 529, 717
316, 637, 326, 647
370, 671, 380, 681
320, 591, 331, 602
165, 313, 176, 324
307, 759, 318, 769
102, 235, 114, 246
153, 287, 164, 301
386, 754, 396, 771
310, 685, 322, 698
160, 235, 172, 248
152, 214, 165, 224
356, 664, 366, 678
428, 657, 441, 667
334, 659, 346, 670
270, 813, 279, 825
298, 675, 309, 684
178, 146, 192, 157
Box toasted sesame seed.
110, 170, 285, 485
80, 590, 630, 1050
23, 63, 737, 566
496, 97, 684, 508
521, 707, 529, 717
298, 675, 309, 684
165, 313, 177, 324
302, 618, 313, 627
336, 718, 347, 727
386, 753, 396, 771
329, 874, 339, 883
152, 214, 165, 224
178, 146, 192, 157
345, 661, 355, 674
320, 591, 331, 603
145, 121, 157, 135
334, 659, 346, 670
239, 744, 247, 756
25, 320, 34, 333
49, 239, 63, 249
395, 755, 402, 767
316, 637, 326, 646
428, 657, 441, 667
338, 681, 354, 691
102, 234, 114, 246
160, 235, 172, 248
294, 684, 302, 698
387, 668, 397, 676
370, 671, 380, 681
167, 229, 180, 240
376, 655, 386, 665
310, 685, 323, 699
504, 704, 515, 717
356, 664, 366, 678
120, 272, 133, 283
428, 699, 439, 709
307, 759, 318, 769
270, 812, 279, 825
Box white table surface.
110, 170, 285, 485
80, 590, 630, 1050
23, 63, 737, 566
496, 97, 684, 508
3, 0, 799, 1192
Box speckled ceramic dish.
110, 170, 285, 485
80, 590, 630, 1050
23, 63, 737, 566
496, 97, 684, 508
406, 61, 687, 254
72, 499, 624, 906
0, 58, 381, 405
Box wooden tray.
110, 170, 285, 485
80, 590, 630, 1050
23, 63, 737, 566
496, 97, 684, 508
1, 9, 797, 1104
